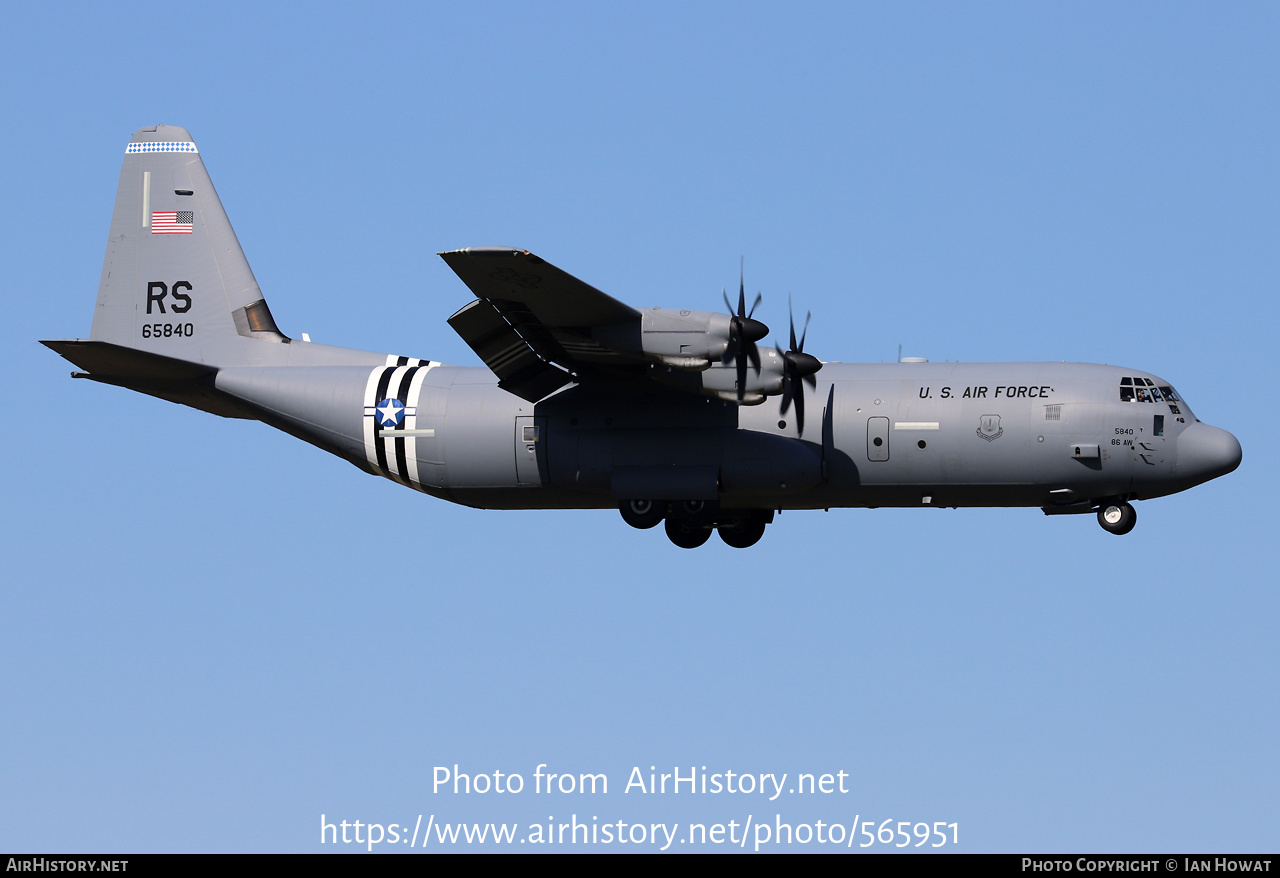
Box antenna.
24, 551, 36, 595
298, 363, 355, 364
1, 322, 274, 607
897, 343, 902, 363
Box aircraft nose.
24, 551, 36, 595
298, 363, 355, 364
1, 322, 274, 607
1177, 422, 1242, 484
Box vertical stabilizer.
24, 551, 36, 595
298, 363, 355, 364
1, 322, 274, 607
89, 124, 285, 366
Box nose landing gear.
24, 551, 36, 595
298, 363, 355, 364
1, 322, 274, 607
1097, 500, 1137, 535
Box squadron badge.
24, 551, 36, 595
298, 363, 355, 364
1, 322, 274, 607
977, 414, 1003, 442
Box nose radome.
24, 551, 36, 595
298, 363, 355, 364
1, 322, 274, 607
1177, 422, 1242, 484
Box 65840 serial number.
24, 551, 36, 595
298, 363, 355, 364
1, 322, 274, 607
142, 322, 194, 338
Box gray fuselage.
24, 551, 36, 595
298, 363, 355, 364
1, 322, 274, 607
213, 354, 1240, 514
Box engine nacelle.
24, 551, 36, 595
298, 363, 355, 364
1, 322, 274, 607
592, 305, 788, 404
594, 308, 735, 370
647, 348, 788, 404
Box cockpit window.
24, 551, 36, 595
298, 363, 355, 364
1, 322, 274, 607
1119, 377, 1184, 408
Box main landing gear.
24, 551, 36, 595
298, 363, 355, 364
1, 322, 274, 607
619, 501, 774, 549
1096, 500, 1137, 535
618, 499, 664, 529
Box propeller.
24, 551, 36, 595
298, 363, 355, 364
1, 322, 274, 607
721, 261, 769, 403
777, 297, 822, 436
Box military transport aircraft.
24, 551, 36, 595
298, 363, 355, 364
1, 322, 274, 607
43, 125, 1242, 549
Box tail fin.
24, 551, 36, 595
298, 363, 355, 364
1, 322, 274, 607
43, 125, 291, 415
88, 124, 286, 360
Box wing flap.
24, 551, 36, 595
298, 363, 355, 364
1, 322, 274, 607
440, 247, 649, 390
446, 300, 573, 403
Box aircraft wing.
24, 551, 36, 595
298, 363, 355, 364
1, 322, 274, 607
440, 247, 647, 401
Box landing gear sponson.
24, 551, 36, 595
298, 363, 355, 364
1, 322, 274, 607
620, 501, 774, 549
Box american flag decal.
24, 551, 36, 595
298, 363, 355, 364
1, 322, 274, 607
152, 211, 193, 234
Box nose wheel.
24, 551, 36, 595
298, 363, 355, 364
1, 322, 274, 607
1097, 500, 1137, 535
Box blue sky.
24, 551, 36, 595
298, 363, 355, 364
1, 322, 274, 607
1, 1, 1276, 852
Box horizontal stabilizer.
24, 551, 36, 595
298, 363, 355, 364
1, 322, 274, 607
41, 339, 251, 418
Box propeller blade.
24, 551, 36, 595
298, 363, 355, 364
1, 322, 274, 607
788, 296, 812, 354
776, 300, 822, 436
777, 342, 791, 416
721, 263, 769, 403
